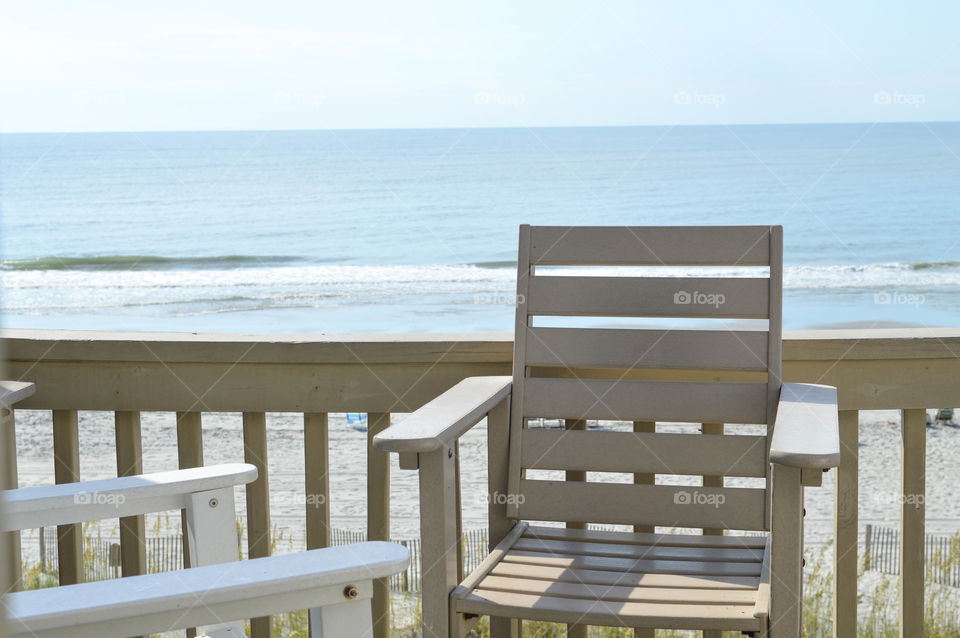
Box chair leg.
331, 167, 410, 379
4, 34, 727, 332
770, 464, 803, 638
309, 599, 373, 638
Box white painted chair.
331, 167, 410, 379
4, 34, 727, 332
1, 462, 409, 638
375, 225, 840, 637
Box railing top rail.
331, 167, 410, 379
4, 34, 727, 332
0, 329, 514, 364
4, 327, 960, 363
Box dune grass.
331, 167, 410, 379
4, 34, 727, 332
19, 537, 959, 637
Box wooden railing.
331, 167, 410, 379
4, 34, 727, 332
2, 327, 959, 638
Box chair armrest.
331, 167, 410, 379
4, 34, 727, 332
0, 381, 35, 409
769, 382, 840, 469
373, 376, 512, 454
5, 542, 410, 638
1, 463, 257, 532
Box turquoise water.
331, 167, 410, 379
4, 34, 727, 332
2, 123, 958, 332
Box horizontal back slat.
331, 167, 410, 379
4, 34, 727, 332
521, 429, 767, 477
523, 378, 768, 424
517, 480, 767, 530
526, 276, 769, 318
525, 327, 768, 371
529, 226, 772, 266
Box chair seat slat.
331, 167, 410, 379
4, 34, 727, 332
457, 589, 761, 630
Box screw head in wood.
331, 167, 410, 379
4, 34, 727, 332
343, 584, 359, 599
209, 497, 219, 508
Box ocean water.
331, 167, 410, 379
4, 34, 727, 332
2, 123, 959, 333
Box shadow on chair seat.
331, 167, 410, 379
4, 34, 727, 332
454, 523, 768, 632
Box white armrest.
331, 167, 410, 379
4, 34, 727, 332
5, 542, 410, 638
0, 381, 35, 408
373, 376, 512, 453
769, 383, 840, 469
1, 464, 257, 532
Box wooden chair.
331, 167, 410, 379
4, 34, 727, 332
0, 450, 409, 638
375, 225, 840, 638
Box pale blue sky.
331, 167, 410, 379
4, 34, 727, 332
1, 1, 957, 132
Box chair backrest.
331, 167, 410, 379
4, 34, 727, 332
505, 225, 782, 533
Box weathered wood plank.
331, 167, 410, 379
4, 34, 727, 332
900, 409, 925, 638
833, 410, 859, 638
367, 412, 391, 638
524, 378, 767, 424
303, 413, 330, 550
510, 538, 763, 563
527, 225, 772, 266
114, 411, 147, 586
526, 327, 768, 371
489, 562, 761, 589
517, 480, 767, 530
526, 276, 769, 318
52, 409, 82, 586
458, 589, 760, 630
524, 526, 767, 549
521, 428, 767, 477
477, 575, 758, 605
243, 412, 272, 638
769, 464, 801, 638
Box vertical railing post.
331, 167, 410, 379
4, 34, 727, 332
1, 386, 32, 594
115, 411, 147, 581
243, 411, 272, 638
563, 418, 588, 638
176, 411, 204, 638
900, 408, 925, 637
833, 409, 859, 638
367, 412, 391, 638
304, 411, 331, 638
632, 420, 656, 638
1, 401, 22, 591
701, 421, 724, 638
487, 397, 519, 638
304, 412, 331, 550
52, 409, 82, 585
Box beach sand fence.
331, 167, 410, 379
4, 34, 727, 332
37, 525, 488, 593
865, 524, 960, 587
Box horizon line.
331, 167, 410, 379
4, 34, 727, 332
3, 119, 959, 135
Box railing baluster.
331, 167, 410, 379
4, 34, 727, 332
632, 420, 655, 638
834, 409, 859, 638
900, 408, 925, 637
564, 418, 588, 638
1, 401, 22, 591
52, 409, 82, 585
367, 412, 391, 638
701, 422, 724, 638
304, 413, 331, 550
487, 398, 520, 638
176, 411, 204, 638
303, 412, 331, 638
243, 411, 272, 638
115, 411, 147, 584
